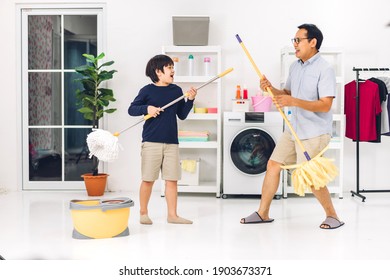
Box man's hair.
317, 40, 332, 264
298, 23, 323, 50
145, 54, 174, 83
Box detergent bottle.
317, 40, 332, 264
235, 85, 241, 99
188, 54, 194, 76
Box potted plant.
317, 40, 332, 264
74, 52, 117, 196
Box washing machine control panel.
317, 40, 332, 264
245, 112, 264, 123
224, 111, 282, 126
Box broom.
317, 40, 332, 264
235, 34, 338, 196
87, 68, 234, 162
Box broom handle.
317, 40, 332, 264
236, 34, 311, 160
116, 68, 234, 136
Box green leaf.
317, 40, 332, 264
98, 99, 109, 107
103, 96, 116, 102
78, 107, 94, 113
98, 60, 115, 69
96, 52, 105, 60
99, 88, 113, 95
104, 108, 117, 114
83, 113, 95, 121
96, 111, 104, 119
83, 54, 96, 63
98, 71, 116, 82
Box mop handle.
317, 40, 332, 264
235, 34, 310, 160
115, 68, 234, 136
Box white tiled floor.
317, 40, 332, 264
0, 190, 390, 261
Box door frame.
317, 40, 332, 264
17, 3, 106, 190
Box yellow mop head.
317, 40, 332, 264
282, 146, 338, 196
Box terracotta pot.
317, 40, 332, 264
81, 173, 109, 196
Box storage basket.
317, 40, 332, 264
172, 16, 210, 46
69, 197, 134, 239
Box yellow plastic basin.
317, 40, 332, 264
70, 197, 134, 239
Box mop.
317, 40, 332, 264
87, 68, 234, 162
236, 34, 338, 196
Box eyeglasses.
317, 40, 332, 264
291, 37, 311, 44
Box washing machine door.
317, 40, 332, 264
230, 128, 275, 175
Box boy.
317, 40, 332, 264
128, 54, 197, 224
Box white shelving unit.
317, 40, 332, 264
161, 45, 222, 197
280, 47, 344, 198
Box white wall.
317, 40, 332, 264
1, 0, 390, 193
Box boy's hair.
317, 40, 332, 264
145, 54, 174, 83
298, 23, 323, 50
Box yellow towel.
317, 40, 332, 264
181, 160, 197, 173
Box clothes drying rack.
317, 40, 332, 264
351, 67, 390, 202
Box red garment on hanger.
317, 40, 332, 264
344, 80, 381, 141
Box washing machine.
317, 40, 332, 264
222, 111, 283, 198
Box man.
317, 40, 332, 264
240, 24, 344, 229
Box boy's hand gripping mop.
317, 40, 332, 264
236, 34, 337, 196
87, 68, 234, 162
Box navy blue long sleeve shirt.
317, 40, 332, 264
128, 84, 194, 144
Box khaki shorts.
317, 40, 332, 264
141, 142, 181, 181
270, 131, 331, 165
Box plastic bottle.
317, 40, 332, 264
243, 85, 248, 99
203, 57, 211, 76
172, 57, 180, 75
236, 85, 241, 99
188, 54, 194, 76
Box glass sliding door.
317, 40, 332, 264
21, 8, 103, 190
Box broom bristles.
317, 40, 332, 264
86, 129, 122, 162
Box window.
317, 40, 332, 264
20, 6, 104, 190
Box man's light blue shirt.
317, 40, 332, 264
285, 52, 336, 140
